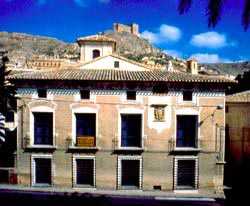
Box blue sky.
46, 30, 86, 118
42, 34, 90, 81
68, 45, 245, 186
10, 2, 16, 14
0, 0, 250, 63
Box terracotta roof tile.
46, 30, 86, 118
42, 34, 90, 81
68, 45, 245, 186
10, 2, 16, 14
7, 69, 236, 84
77, 35, 116, 43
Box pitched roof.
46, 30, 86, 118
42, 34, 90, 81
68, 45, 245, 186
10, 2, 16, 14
80, 54, 152, 70
77, 35, 116, 44
7, 68, 236, 83
226, 90, 250, 103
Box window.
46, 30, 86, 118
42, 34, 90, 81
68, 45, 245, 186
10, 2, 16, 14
37, 89, 47, 98
114, 61, 120, 68
5, 111, 14, 122
152, 86, 168, 94
126, 91, 136, 100
75, 158, 95, 187
118, 156, 142, 189
176, 115, 198, 148
92, 49, 100, 59
75, 113, 96, 147
175, 159, 197, 189
33, 112, 53, 145
33, 158, 52, 185
80, 90, 90, 100
183, 90, 193, 101
121, 114, 142, 147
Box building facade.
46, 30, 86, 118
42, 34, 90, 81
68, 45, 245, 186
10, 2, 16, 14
7, 35, 234, 197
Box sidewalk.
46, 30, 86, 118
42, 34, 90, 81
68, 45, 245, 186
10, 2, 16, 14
0, 184, 224, 200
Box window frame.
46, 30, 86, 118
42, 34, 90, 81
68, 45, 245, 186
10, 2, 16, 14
71, 107, 98, 147
114, 61, 120, 68
174, 156, 199, 191
182, 90, 193, 102
80, 90, 90, 100
92, 49, 100, 59
174, 109, 200, 150
37, 89, 47, 99
176, 115, 198, 148
117, 156, 143, 190
72, 155, 96, 188
118, 109, 144, 149
126, 91, 136, 101
31, 154, 53, 187
29, 106, 55, 147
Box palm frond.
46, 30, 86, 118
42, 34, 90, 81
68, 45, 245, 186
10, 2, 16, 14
178, 0, 192, 14
242, 0, 250, 30
207, 0, 224, 28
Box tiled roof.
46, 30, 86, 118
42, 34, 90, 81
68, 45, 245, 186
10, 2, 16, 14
226, 90, 250, 102
8, 69, 236, 83
77, 35, 116, 43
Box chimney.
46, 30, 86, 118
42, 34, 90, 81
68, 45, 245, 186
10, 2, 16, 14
186, 58, 198, 75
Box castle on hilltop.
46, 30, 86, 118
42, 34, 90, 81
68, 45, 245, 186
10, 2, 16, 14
113, 23, 139, 36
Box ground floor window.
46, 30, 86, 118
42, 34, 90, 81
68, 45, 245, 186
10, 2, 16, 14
32, 155, 52, 186
73, 156, 95, 187
118, 156, 142, 189
174, 157, 198, 190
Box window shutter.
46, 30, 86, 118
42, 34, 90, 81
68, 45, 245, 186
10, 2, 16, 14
35, 158, 51, 184
177, 160, 196, 188
76, 159, 94, 186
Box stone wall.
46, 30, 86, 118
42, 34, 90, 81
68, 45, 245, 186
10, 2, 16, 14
113, 23, 139, 36
16, 88, 225, 196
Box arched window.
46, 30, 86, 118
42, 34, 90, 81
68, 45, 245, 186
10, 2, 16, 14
92, 49, 100, 59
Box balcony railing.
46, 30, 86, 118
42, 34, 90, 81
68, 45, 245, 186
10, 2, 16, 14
112, 135, 146, 151
23, 133, 56, 149
66, 136, 98, 150
168, 137, 203, 152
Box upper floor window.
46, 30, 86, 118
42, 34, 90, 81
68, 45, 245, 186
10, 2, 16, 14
80, 90, 90, 100
33, 112, 53, 145
176, 115, 198, 148
75, 113, 96, 147
92, 49, 100, 59
114, 61, 120, 68
38, 89, 47, 98
121, 114, 142, 148
126, 91, 136, 100
183, 90, 193, 101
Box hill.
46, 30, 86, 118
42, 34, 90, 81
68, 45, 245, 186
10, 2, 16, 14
0, 30, 249, 76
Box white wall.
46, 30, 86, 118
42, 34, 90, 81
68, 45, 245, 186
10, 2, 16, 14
80, 42, 113, 63
81, 55, 147, 71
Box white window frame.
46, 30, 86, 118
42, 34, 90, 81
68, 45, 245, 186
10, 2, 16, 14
31, 154, 54, 187
117, 156, 143, 190
174, 156, 199, 191
118, 108, 144, 149
72, 155, 96, 188
174, 109, 200, 150
71, 107, 98, 146
30, 106, 55, 147
74, 90, 96, 102
177, 90, 197, 105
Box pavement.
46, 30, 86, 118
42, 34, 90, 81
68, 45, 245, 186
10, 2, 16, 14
0, 184, 225, 206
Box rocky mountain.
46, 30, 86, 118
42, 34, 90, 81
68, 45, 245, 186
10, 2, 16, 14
201, 62, 250, 76
0, 30, 249, 77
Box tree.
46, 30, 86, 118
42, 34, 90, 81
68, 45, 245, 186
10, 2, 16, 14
0, 50, 16, 144
178, 0, 250, 30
